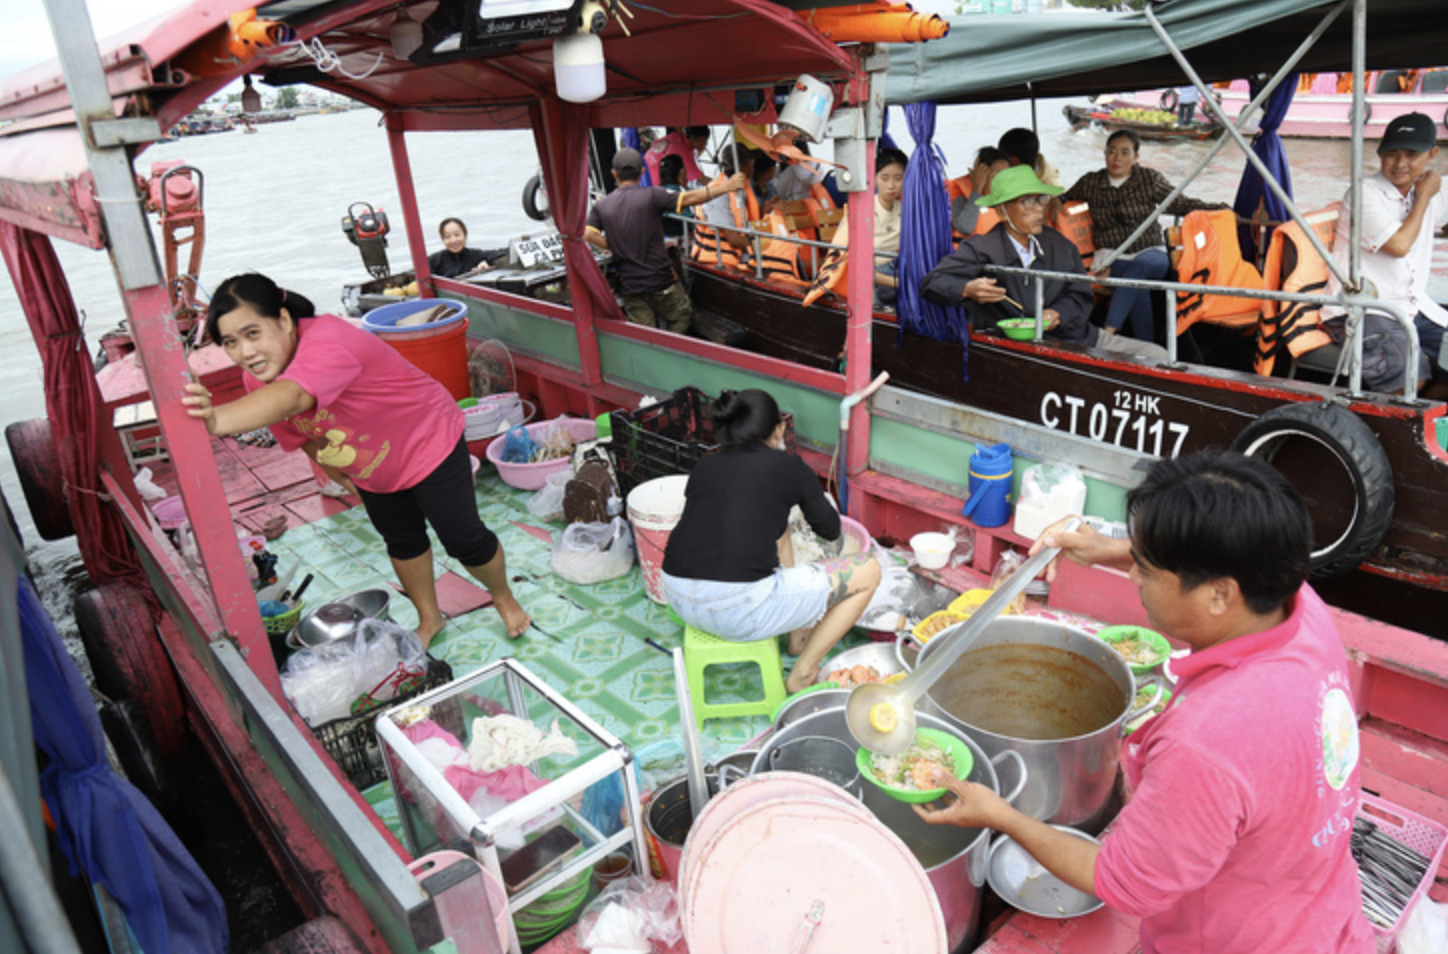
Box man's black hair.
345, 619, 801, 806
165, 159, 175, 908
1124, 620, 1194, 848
998, 127, 1040, 167
1106, 129, 1141, 153
659, 154, 686, 185
876, 147, 909, 174
1127, 451, 1311, 613
685, 126, 710, 140
974, 146, 1005, 168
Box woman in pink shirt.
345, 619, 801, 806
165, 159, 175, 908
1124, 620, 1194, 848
916, 452, 1373, 954
183, 273, 530, 643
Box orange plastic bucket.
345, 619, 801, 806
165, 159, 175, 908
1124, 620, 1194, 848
363, 299, 471, 400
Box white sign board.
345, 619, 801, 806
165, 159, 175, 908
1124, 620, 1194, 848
509, 230, 565, 268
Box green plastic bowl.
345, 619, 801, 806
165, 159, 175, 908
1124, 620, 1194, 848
1126, 686, 1173, 734
997, 318, 1039, 341
1098, 625, 1171, 675
857, 728, 975, 804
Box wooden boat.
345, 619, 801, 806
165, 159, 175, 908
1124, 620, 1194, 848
1217, 68, 1448, 138
2, 1, 1446, 953
1062, 102, 1224, 141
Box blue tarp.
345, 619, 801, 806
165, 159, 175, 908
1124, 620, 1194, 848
21, 578, 228, 954
896, 101, 967, 350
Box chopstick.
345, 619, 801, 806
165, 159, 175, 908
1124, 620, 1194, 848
1002, 295, 1026, 312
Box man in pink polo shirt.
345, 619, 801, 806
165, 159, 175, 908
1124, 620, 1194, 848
916, 451, 1374, 954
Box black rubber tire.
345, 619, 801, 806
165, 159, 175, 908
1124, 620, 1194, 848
5, 419, 74, 541
99, 698, 183, 814
1230, 402, 1394, 577
1159, 88, 1180, 112
522, 173, 549, 222
74, 584, 189, 760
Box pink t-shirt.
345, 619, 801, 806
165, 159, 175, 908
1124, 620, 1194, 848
1094, 585, 1374, 954
644, 130, 705, 187
244, 314, 463, 493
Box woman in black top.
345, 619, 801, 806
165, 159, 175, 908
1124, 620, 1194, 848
428, 218, 494, 279
661, 390, 880, 692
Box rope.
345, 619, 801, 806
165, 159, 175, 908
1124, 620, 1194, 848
284, 38, 385, 81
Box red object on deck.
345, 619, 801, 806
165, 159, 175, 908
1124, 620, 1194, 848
376, 318, 471, 401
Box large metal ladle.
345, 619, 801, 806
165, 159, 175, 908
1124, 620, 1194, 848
846, 518, 1079, 755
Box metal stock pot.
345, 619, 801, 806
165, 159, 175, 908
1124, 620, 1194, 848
914, 615, 1152, 832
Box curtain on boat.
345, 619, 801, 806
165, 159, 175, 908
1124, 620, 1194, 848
20, 575, 228, 954
896, 101, 967, 353
531, 102, 624, 325
1233, 74, 1297, 261
0, 223, 148, 589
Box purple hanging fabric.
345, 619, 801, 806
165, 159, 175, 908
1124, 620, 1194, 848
896, 101, 968, 362
1233, 74, 1297, 260
620, 127, 651, 186
879, 105, 899, 153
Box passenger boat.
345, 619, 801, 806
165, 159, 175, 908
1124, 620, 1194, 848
1217, 68, 1448, 139
2, 1, 1446, 953
1062, 101, 1224, 141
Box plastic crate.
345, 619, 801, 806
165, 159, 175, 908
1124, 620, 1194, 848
313, 657, 454, 790
1356, 792, 1448, 954
608, 386, 795, 494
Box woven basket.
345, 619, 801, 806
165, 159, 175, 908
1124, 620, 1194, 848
262, 601, 304, 636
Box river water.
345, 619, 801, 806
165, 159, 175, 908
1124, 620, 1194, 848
0, 96, 1431, 945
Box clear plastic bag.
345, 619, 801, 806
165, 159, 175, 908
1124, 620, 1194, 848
1399, 895, 1448, 954
577, 875, 682, 952
279, 619, 427, 726
1014, 462, 1087, 541
526, 470, 571, 522
988, 550, 1030, 615
551, 517, 635, 584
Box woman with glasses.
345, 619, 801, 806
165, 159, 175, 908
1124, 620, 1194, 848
922, 165, 1167, 358
1061, 130, 1227, 342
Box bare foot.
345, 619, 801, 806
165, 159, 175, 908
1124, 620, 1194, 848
415, 615, 446, 649
785, 666, 818, 695
496, 593, 532, 639
788, 628, 810, 656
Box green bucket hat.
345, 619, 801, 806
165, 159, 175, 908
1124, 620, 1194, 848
976, 164, 1064, 207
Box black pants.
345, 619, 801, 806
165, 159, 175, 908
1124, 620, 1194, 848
356, 437, 499, 566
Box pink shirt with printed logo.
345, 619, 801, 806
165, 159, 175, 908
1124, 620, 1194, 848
1093, 584, 1374, 954
244, 314, 463, 493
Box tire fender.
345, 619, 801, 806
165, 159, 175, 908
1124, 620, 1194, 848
1230, 402, 1394, 577
522, 173, 549, 222
75, 584, 189, 759
1159, 88, 1180, 112
4, 419, 74, 541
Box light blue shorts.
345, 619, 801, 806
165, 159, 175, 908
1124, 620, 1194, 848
661, 566, 831, 642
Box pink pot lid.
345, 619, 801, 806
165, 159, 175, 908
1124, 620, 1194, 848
679, 771, 870, 899
682, 791, 947, 954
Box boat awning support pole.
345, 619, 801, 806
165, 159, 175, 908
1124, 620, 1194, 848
387, 119, 433, 293
1348, 0, 1365, 298
42, 0, 277, 695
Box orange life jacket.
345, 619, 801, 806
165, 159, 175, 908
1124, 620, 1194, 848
756, 211, 810, 288
691, 175, 751, 271
1254, 206, 1339, 376
803, 205, 850, 307
1055, 201, 1096, 269
1175, 208, 1264, 335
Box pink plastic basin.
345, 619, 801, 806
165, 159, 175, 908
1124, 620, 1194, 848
484, 417, 597, 490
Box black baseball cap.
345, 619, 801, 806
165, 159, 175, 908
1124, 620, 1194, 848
612, 147, 643, 174
1378, 113, 1437, 153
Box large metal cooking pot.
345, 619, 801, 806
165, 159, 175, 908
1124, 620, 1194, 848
753, 707, 1026, 954
914, 615, 1151, 832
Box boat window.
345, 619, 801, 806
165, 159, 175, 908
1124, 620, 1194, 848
1374, 70, 1407, 94
1420, 71, 1448, 95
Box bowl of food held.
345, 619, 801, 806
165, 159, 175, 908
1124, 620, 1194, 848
1097, 624, 1171, 675
484, 417, 597, 490
857, 727, 975, 804
997, 318, 1040, 341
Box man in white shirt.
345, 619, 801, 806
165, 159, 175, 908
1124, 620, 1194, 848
1323, 112, 1448, 395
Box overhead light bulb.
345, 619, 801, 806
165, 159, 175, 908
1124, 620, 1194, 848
390, 10, 423, 59
554, 33, 606, 104
241, 75, 262, 114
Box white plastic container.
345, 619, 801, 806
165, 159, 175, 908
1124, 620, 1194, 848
1013, 463, 1087, 541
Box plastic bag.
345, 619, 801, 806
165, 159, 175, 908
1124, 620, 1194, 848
279, 619, 428, 726
1014, 462, 1087, 541
988, 550, 1031, 615
527, 470, 571, 522
551, 517, 635, 584
577, 876, 682, 952
133, 466, 167, 501
501, 424, 539, 463
1399, 894, 1448, 954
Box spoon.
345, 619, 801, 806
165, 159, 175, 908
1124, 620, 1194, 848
846, 518, 1079, 755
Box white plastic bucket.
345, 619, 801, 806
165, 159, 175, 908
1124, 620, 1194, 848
626, 475, 689, 603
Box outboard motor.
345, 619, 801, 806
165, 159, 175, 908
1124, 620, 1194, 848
341, 201, 392, 278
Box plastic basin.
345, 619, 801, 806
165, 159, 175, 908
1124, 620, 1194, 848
484, 418, 597, 490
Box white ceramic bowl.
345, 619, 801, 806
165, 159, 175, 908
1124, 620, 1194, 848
910, 531, 954, 570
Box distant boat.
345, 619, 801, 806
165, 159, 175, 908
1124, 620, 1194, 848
1063, 101, 1224, 142
1216, 69, 1448, 138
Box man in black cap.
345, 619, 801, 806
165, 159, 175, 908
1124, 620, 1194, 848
1322, 112, 1448, 394
586, 146, 747, 334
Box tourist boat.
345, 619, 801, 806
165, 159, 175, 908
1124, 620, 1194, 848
1062, 101, 1224, 141
1217, 68, 1448, 138
2, 2, 1445, 953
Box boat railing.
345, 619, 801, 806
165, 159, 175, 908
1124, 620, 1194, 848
986, 262, 1422, 403
665, 211, 884, 285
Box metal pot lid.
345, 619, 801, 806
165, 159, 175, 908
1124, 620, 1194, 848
678, 772, 868, 900
987, 828, 1104, 919
682, 789, 946, 954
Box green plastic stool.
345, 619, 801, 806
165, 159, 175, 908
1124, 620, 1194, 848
682, 624, 788, 728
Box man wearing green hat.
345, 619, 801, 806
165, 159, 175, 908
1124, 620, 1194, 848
922, 165, 1165, 359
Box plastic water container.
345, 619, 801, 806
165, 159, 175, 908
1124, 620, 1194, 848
626, 475, 689, 603
960, 443, 1013, 528
361, 299, 470, 400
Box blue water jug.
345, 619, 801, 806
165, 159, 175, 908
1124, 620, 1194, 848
960, 443, 1013, 528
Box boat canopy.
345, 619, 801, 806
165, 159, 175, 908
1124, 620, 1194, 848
885, 0, 1445, 104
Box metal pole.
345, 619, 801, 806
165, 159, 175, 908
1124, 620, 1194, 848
0, 772, 85, 954
1349, 0, 1365, 292
1033, 275, 1045, 340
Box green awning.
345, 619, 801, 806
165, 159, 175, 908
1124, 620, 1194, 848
886, 0, 1442, 104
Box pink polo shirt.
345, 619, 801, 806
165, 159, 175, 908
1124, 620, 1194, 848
246, 314, 463, 493
1094, 585, 1374, 954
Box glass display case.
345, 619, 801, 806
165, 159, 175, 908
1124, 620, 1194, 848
376, 658, 646, 953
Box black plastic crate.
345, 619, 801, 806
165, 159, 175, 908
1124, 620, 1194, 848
313, 657, 453, 790
608, 387, 795, 495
